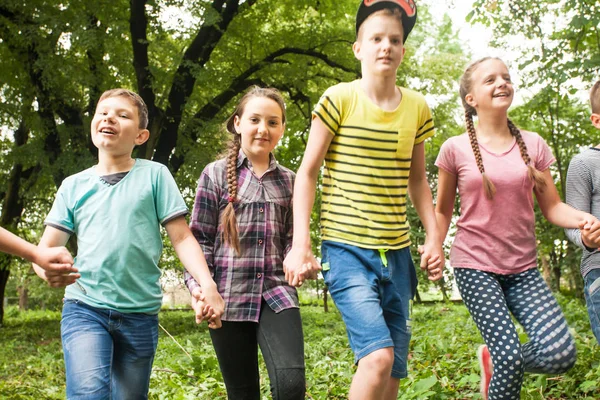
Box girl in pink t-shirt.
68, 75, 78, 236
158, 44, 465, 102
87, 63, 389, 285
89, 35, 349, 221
435, 57, 598, 400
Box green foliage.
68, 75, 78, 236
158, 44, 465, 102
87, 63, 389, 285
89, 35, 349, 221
2, 297, 600, 399
1, 0, 472, 313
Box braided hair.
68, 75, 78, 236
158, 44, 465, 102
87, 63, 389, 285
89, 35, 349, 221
459, 57, 546, 200
221, 86, 286, 254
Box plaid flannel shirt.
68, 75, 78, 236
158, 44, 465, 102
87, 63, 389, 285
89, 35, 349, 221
184, 151, 298, 322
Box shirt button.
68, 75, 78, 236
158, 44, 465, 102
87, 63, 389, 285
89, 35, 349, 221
258, 239, 263, 245
259, 207, 264, 213
258, 181, 263, 186
257, 273, 262, 278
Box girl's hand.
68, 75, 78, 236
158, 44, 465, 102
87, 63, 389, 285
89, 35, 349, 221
284, 247, 321, 287
418, 242, 444, 281
579, 217, 600, 249
199, 284, 224, 329
191, 288, 212, 324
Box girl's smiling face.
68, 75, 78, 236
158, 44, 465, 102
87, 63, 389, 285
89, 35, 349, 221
234, 96, 285, 164
465, 58, 514, 114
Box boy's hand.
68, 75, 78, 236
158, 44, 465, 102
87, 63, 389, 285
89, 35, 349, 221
34, 246, 77, 273
195, 285, 224, 329
36, 263, 80, 288
579, 217, 600, 249
191, 288, 212, 324
417, 241, 444, 281
283, 247, 321, 287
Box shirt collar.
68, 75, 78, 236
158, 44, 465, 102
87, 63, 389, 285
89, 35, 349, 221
237, 149, 279, 173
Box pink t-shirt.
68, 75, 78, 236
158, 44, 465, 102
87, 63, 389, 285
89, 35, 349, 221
435, 130, 555, 275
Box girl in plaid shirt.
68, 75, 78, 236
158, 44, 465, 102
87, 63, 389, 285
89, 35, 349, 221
184, 87, 306, 399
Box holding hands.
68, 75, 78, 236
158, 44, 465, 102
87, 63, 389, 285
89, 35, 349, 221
191, 286, 225, 329
283, 247, 321, 287
417, 238, 445, 281
579, 214, 600, 250
34, 246, 80, 288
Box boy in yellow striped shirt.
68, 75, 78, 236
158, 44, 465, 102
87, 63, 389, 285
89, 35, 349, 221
283, 1, 443, 398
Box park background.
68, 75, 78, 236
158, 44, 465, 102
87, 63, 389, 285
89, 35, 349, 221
1, 0, 599, 398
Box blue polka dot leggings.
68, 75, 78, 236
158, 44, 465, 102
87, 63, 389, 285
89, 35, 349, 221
455, 268, 577, 400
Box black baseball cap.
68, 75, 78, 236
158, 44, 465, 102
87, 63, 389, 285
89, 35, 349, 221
355, 0, 417, 42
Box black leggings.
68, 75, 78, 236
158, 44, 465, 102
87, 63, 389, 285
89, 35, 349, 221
209, 302, 305, 400
455, 268, 576, 400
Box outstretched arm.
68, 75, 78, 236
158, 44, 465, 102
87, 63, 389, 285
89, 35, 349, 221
535, 169, 597, 229
33, 226, 79, 287
408, 142, 444, 281
165, 216, 224, 328
283, 117, 331, 287
0, 226, 75, 272
434, 168, 457, 244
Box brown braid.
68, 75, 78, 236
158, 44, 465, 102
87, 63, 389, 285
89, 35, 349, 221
220, 86, 287, 255
507, 119, 546, 191
222, 133, 241, 255
465, 110, 496, 199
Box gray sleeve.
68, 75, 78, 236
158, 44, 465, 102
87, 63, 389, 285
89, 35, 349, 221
565, 156, 595, 250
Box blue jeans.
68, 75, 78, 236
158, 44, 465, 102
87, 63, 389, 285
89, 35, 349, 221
321, 241, 417, 379
61, 299, 159, 400
584, 269, 600, 344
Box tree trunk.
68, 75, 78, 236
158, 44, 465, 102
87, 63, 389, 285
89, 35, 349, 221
18, 286, 28, 311
323, 285, 329, 313
414, 287, 422, 304
541, 254, 552, 288
438, 278, 449, 301
0, 256, 10, 324
551, 263, 562, 292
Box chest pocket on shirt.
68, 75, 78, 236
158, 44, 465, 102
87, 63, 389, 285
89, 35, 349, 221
396, 129, 416, 159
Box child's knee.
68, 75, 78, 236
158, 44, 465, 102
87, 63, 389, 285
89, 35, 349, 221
359, 348, 394, 376
272, 368, 305, 400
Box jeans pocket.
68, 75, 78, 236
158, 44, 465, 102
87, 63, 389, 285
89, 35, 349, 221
588, 276, 600, 296
584, 272, 600, 342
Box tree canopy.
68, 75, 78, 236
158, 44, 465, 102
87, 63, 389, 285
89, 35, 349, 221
2, 0, 599, 322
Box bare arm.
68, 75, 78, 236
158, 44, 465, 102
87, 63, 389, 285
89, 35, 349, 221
34, 226, 79, 287
0, 226, 74, 271
408, 142, 443, 281
434, 168, 458, 242
165, 216, 224, 328
283, 117, 332, 286
535, 169, 596, 229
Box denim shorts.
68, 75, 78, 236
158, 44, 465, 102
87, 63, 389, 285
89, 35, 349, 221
321, 240, 417, 379
61, 299, 159, 399
584, 269, 600, 344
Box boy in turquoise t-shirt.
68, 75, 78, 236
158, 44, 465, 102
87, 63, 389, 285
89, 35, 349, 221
34, 89, 223, 399
284, 1, 443, 398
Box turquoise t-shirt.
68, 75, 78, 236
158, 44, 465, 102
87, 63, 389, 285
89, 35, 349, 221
46, 159, 188, 314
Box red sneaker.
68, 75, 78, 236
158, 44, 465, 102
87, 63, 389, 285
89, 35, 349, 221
478, 345, 493, 400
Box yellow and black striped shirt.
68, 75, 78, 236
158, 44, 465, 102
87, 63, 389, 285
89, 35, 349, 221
312, 80, 434, 249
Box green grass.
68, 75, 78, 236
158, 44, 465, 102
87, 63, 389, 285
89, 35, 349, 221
1, 296, 599, 399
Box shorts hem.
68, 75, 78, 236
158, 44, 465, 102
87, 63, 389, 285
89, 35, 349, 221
391, 369, 408, 379
353, 339, 394, 364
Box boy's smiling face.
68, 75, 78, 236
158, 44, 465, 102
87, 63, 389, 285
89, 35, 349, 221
91, 96, 149, 156
353, 13, 405, 77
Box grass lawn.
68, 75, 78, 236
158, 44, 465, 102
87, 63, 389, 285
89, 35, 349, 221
1, 295, 599, 399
